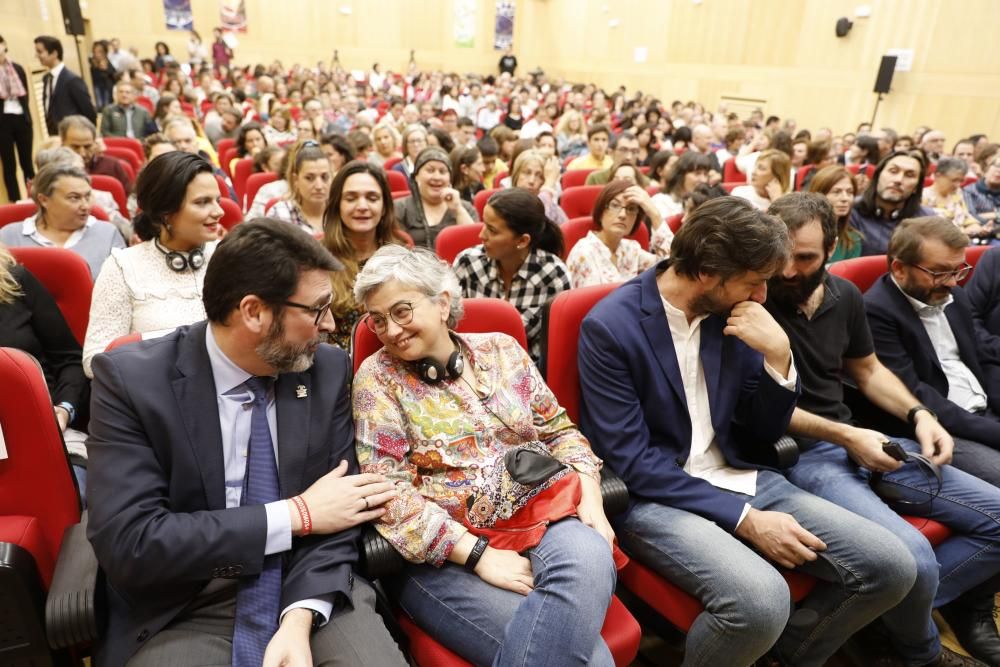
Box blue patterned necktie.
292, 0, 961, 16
232, 376, 282, 667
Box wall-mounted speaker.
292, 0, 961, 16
59, 0, 85, 36
873, 55, 897, 94
835, 17, 853, 37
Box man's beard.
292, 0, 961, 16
255, 316, 319, 374
768, 266, 827, 312
689, 286, 734, 317
901, 280, 951, 307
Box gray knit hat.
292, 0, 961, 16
413, 146, 452, 177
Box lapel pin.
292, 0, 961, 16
296, 385, 308, 399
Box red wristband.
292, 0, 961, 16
291, 495, 312, 536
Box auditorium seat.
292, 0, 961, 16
722, 157, 746, 183
220, 147, 238, 178
9, 247, 93, 346
795, 164, 814, 191
90, 174, 130, 220
385, 169, 410, 194
493, 170, 509, 185
846, 163, 876, 179
232, 158, 255, 208
434, 223, 484, 264
216, 138, 236, 157
103, 146, 142, 173
215, 174, 231, 201
0, 202, 39, 228
561, 168, 595, 190
473, 187, 500, 219
559, 185, 603, 218
962, 244, 992, 285
0, 347, 81, 665
828, 254, 888, 294
667, 213, 683, 233
560, 216, 650, 260
383, 156, 403, 172
218, 197, 243, 230
244, 172, 278, 213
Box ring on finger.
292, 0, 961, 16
363, 496, 369, 510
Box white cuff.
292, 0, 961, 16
763, 351, 797, 390
264, 500, 293, 556
281, 597, 334, 626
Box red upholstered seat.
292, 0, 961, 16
91, 174, 130, 220
0, 202, 39, 229
795, 164, 815, 191
103, 146, 142, 173
219, 197, 243, 230
722, 157, 746, 183
846, 163, 875, 179
383, 156, 403, 171
9, 247, 93, 346
962, 245, 992, 286
561, 168, 596, 190
244, 172, 278, 214
434, 223, 484, 264
827, 254, 888, 294
397, 594, 640, 666
216, 138, 236, 157
232, 158, 255, 208
902, 516, 952, 545
105, 332, 142, 351
667, 213, 684, 233
559, 185, 604, 218
561, 216, 649, 260
215, 174, 231, 200
220, 147, 238, 178
103, 137, 144, 166
473, 188, 500, 219
385, 169, 411, 194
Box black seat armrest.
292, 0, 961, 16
600, 467, 630, 517
45, 511, 104, 649
361, 524, 406, 581
773, 436, 801, 469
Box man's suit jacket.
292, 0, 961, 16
864, 273, 1000, 445
578, 264, 800, 533
44, 66, 96, 135
86, 321, 358, 667
99, 103, 154, 138
966, 247, 1000, 339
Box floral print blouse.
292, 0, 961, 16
353, 332, 602, 566
567, 231, 658, 287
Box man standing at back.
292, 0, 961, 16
87, 219, 407, 667
579, 197, 916, 666
35, 35, 95, 136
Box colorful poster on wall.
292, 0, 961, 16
494, 0, 515, 50
220, 0, 248, 33
454, 0, 476, 48
163, 0, 194, 31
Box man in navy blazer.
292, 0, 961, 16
579, 197, 915, 667
87, 220, 405, 667
865, 217, 1000, 488
34, 35, 96, 137
967, 247, 1000, 339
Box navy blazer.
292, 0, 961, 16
86, 321, 358, 667
44, 66, 96, 136
864, 274, 1000, 445
967, 247, 1000, 339
578, 264, 800, 533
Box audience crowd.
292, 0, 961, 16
3, 29, 1000, 667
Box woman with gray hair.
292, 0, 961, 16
394, 146, 478, 248
353, 244, 619, 666
0, 162, 125, 278
923, 157, 984, 238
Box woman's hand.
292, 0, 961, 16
442, 187, 462, 212
474, 546, 535, 596
53, 405, 70, 433
543, 156, 561, 188
623, 185, 662, 229
764, 178, 783, 201
576, 473, 615, 550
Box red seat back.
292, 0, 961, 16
90, 174, 130, 220
264, 197, 281, 214
216, 137, 236, 157
103, 137, 145, 165
0, 347, 81, 586
559, 185, 604, 219
0, 202, 39, 229
561, 217, 650, 260
9, 247, 94, 345
722, 157, 745, 183
561, 169, 595, 190
473, 188, 500, 219
103, 146, 142, 173
383, 156, 403, 172
232, 158, 255, 209
215, 174, 231, 200
220, 147, 238, 177
385, 170, 411, 194
828, 255, 888, 294
961, 245, 992, 286
666, 213, 683, 233
136, 96, 154, 114
795, 164, 814, 191
105, 332, 142, 351
846, 163, 875, 179
434, 223, 484, 264
219, 197, 243, 230
244, 172, 279, 213
351, 298, 528, 376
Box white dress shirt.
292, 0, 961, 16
892, 277, 988, 413
662, 296, 798, 525
204, 325, 333, 622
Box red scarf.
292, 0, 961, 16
0, 60, 26, 100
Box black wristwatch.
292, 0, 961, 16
310, 610, 323, 630
907, 404, 937, 426
464, 535, 489, 572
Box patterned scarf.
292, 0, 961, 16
0, 60, 26, 100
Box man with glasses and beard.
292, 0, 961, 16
765, 193, 1000, 667
86, 219, 406, 667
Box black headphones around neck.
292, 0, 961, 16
154, 238, 205, 273
415, 332, 465, 384
873, 205, 904, 221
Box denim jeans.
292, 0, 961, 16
788, 438, 1000, 665
615, 470, 915, 667
951, 437, 1000, 489
386, 518, 616, 667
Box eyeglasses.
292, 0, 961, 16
283, 298, 333, 326
908, 262, 972, 285
607, 201, 639, 216
365, 297, 429, 334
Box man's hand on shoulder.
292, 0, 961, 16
263, 608, 312, 667
289, 460, 398, 536
724, 301, 792, 375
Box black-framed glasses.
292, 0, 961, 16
283, 298, 332, 326
365, 297, 430, 334
908, 262, 972, 285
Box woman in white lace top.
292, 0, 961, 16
83, 152, 223, 377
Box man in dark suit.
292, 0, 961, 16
34, 35, 96, 137
86, 219, 406, 667
865, 216, 1000, 488
579, 197, 915, 666
100, 79, 154, 139
967, 247, 1000, 339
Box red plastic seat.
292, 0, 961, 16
559, 185, 604, 219
385, 170, 410, 194
216, 138, 236, 157
102, 137, 144, 165
846, 164, 876, 179
103, 146, 142, 173
232, 158, 254, 209
90, 174, 130, 220
667, 213, 683, 233
383, 156, 403, 172
244, 172, 278, 214
561, 168, 595, 190
472, 188, 500, 219
136, 96, 154, 114
795, 165, 815, 191
220, 147, 238, 178
9, 247, 93, 345
493, 170, 509, 185
827, 254, 888, 294
434, 223, 484, 264
214, 174, 231, 201
722, 157, 746, 183
561, 216, 649, 260
962, 175, 978, 188
219, 197, 243, 230
352, 297, 527, 375
264, 196, 281, 214
0, 202, 39, 229
962, 245, 992, 286
105, 332, 142, 351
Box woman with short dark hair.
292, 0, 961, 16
652, 151, 712, 219
83, 152, 223, 376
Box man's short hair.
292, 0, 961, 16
587, 124, 610, 140
203, 218, 343, 324
457, 116, 475, 129
58, 115, 97, 141
612, 131, 637, 149
935, 156, 967, 177
767, 192, 838, 255
888, 216, 969, 267
34, 35, 63, 60
669, 196, 789, 282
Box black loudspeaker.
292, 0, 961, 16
873, 55, 898, 94
59, 0, 85, 36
